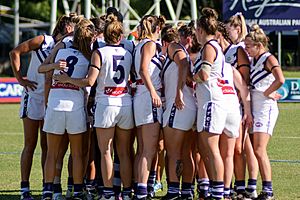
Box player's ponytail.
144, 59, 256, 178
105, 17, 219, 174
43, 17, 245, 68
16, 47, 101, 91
161, 25, 179, 43
104, 14, 123, 44
217, 21, 233, 44
139, 15, 165, 40
225, 12, 248, 42
197, 7, 218, 35
73, 19, 95, 59
246, 24, 269, 50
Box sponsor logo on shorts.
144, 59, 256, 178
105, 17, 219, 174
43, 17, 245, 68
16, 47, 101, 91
255, 122, 263, 127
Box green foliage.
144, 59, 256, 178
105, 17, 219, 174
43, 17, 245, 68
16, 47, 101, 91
19, 0, 51, 21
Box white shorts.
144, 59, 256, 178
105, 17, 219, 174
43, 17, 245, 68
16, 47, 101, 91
43, 108, 87, 134
197, 102, 226, 134
163, 103, 196, 131
251, 102, 278, 135
94, 104, 134, 130
223, 108, 242, 138
19, 92, 45, 120
133, 92, 163, 126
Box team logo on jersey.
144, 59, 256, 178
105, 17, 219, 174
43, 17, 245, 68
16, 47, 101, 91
226, 56, 233, 63
255, 122, 263, 127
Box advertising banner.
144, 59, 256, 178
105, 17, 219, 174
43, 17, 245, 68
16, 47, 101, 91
0, 77, 299, 103
223, 0, 300, 31
0, 78, 23, 103
278, 78, 300, 102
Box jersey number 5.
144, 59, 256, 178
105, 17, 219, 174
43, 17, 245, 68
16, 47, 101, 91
112, 55, 125, 84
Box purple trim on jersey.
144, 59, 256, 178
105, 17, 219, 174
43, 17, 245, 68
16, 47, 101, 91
204, 102, 212, 132
223, 44, 232, 56
161, 58, 172, 82
250, 68, 268, 81
96, 50, 103, 66
40, 48, 47, 59
168, 103, 177, 128
267, 105, 272, 134
252, 52, 268, 66
140, 40, 156, 55
70, 46, 78, 50
21, 92, 29, 119
152, 105, 158, 123
202, 39, 219, 62
151, 58, 162, 70
106, 44, 122, 47
33, 35, 46, 51
221, 59, 225, 77
252, 71, 271, 86
35, 50, 43, 63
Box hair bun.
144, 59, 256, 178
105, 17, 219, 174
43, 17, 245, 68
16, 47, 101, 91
251, 24, 264, 35
188, 20, 195, 28
202, 7, 218, 19
158, 16, 166, 25
106, 14, 118, 23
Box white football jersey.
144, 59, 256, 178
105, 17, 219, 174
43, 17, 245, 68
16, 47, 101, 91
62, 35, 74, 49
220, 62, 239, 110
162, 44, 196, 110
48, 47, 89, 111
27, 35, 55, 98
194, 39, 225, 103
134, 39, 163, 95
95, 44, 132, 106
224, 44, 239, 68
250, 52, 274, 93
93, 38, 135, 55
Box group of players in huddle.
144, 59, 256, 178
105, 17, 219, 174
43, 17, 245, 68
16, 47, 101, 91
10, 6, 284, 200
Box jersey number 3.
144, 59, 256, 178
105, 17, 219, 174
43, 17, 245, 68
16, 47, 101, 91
112, 55, 125, 84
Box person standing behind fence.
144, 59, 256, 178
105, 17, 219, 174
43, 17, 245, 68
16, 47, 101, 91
244, 24, 285, 200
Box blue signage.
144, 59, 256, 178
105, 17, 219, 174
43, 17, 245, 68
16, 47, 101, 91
277, 78, 300, 102
0, 78, 23, 103
223, 0, 300, 31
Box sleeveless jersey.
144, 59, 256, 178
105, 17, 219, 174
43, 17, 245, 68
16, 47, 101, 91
250, 52, 274, 93
134, 39, 163, 95
48, 47, 89, 111
62, 35, 74, 49
194, 39, 225, 103
221, 62, 239, 110
162, 43, 196, 110
224, 44, 239, 68
27, 35, 55, 98
96, 44, 132, 106
93, 38, 135, 55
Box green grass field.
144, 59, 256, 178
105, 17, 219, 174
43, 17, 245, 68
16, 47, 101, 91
0, 103, 300, 200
